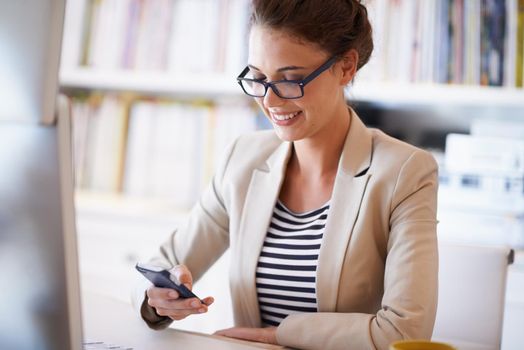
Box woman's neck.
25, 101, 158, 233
291, 107, 351, 179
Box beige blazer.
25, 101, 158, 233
140, 109, 439, 350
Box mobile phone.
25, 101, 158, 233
135, 263, 204, 303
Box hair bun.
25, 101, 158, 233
250, 0, 374, 71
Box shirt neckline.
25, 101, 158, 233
276, 199, 331, 217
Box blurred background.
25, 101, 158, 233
58, 0, 524, 348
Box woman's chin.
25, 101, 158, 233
274, 129, 303, 142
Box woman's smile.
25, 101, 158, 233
269, 110, 304, 125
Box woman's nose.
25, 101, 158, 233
263, 85, 285, 108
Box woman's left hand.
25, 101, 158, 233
214, 326, 278, 345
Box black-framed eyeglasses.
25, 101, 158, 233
236, 56, 338, 99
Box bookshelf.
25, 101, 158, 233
362, 0, 524, 87
61, 0, 257, 212
61, 0, 524, 224
75, 189, 188, 223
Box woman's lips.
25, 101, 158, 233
270, 111, 303, 125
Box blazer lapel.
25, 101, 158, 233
237, 141, 292, 327
317, 110, 373, 312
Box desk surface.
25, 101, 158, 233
82, 292, 286, 350
82, 292, 489, 350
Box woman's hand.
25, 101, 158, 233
214, 326, 278, 345
146, 264, 214, 321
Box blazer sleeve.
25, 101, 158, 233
275, 150, 439, 350
138, 139, 238, 329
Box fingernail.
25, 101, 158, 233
198, 308, 206, 313
191, 300, 200, 308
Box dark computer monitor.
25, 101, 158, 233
0, 1, 83, 349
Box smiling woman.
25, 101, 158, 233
136, 1, 439, 350
243, 25, 355, 145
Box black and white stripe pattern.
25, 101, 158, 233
256, 200, 330, 327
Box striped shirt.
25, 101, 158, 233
256, 200, 330, 327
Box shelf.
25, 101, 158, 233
59, 68, 245, 98
74, 190, 189, 224
348, 81, 524, 107
60, 68, 524, 107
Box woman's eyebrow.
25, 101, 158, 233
247, 64, 306, 72
277, 65, 306, 72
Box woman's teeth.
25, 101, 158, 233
272, 111, 301, 121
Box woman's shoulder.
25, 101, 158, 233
219, 129, 285, 172
369, 128, 437, 169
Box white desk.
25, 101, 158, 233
80, 292, 500, 350
81, 292, 286, 350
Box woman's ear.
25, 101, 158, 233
339, 49, 359, 85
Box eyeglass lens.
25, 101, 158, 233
241, 80, 302, 98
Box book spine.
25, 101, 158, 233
490, 0, 507, 86
517, 0, 524, 87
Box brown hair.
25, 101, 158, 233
250, 0, 373, 71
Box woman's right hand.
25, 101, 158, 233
146, 264, 214, 321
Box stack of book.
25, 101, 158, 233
71, 94, 260, 209
438, 120, 524, 248
61, 0, 250, 74
71, 93, 128, 193
361, 0, 524, 87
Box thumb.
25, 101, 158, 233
171, 264, 193, 289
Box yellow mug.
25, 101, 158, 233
389, 340, 457, 350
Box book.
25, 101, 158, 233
224, 0, 250, 74
419, 0, 438, 83
147, 102, 206, 208
84, 94, 128, 192
449, 0, 465, 84
124, 100, 203, 208
123, 100, 156, 196
70, 96, 92, 188
504, 0, 518, 87
205, 100, 257, 182
445, 133, 524, 177
168, 0, 221, 74
121, 0, 142, 69
463, 0, 482, 85
480, 0, 507, 86
133, 0, 174, 71
434, 0, 451, 84
61, 0, 88, 69
87, 0, 128, 69
517, 0, 524, 87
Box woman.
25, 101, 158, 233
138, 1, 439, 349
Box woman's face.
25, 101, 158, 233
247, 25, 348, 142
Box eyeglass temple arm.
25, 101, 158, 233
301, 56, 338, 86
237, 66, 250, 79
